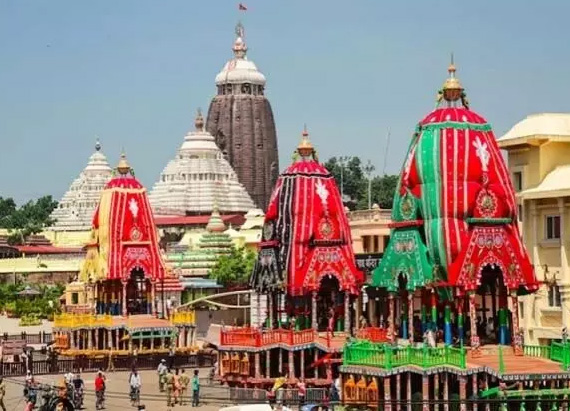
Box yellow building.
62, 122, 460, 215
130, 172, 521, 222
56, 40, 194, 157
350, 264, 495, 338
499, 113, 570, 345
347, 205, 391, 254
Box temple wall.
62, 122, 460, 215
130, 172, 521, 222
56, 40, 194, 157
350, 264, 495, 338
0, 270, 76, 285
42, 230, 91, 247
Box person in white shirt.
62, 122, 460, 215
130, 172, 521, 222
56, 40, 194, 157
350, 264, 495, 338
157, 360, 167, 392
129, 369, 141, 406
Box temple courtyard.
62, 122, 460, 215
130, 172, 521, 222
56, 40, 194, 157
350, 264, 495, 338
2, 368, 231, 410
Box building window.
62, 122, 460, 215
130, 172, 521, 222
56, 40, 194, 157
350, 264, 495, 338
519, 302, 524, 319
518, 205, 523, 222
548, 284, 562, 307
71, 293, 79, 305
513, 171, 523, 192
546, 215, 561, 240
373, 236, 379, 253
362, 236, 371, 253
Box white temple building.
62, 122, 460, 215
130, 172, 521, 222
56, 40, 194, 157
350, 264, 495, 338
149, 110, 255, 216
48, 140, 113, 234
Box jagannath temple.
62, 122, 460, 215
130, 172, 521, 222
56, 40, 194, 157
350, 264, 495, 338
217, 128, 365, 387
338, 63, 570, 408
206, 22, 279, 211
53, 153, 195, 356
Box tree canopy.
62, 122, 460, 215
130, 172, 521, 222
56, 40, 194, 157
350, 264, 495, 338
209, 246, 257, 288
0, 196, 58, 245
323, 156, 398, 210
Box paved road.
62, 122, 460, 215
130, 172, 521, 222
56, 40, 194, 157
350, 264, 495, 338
3, 368, 235, 410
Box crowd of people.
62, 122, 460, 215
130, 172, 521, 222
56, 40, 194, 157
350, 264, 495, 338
156, 359, 201, 407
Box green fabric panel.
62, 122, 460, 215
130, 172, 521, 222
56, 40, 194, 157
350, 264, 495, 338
391, 131, 421, 222
422, 122, 492, 132
372, 228, 434, 291
417, 127, 447, 269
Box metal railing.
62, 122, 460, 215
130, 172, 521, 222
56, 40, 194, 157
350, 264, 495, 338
1, 332, 53, 345
0, 353, 215, 377
220, 327, 316, 347
344, 339, 467, 369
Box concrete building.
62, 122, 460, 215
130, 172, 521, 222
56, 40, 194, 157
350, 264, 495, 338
347, 205, 391, 255
499, 113, 570, 345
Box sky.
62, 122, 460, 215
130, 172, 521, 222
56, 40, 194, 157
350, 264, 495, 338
1, 0, 570, 204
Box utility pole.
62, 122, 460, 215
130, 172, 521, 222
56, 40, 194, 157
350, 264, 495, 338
338, 156, 349, 202
363, 160, 375, 209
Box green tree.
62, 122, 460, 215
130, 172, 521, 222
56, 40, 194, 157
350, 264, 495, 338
209, 246, 257, 287
323, 156, 398, 210
369, 174, 399, 209
0, 196, 58, 245
324, 156, 366, 206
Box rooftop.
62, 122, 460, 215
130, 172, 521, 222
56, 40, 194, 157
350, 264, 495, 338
519, 164, 570, 199
498, 113, 570, 148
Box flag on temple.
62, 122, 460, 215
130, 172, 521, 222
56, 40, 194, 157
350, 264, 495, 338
238, 3, 247, 10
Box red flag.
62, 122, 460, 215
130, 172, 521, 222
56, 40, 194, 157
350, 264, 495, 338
238, 3, 247, 10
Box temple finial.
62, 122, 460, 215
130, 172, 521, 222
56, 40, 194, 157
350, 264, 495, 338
438, 54, 468, 108
297, 125, 314, 159
95, 137, 101, 152
232, 21, 248, 58
116, 149, 131, 176
195, 108, 205, 131
449, 52, 455, 75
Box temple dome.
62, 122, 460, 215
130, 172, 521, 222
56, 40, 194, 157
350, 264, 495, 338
49, 140, 113, 232
149, 110, 256, 215
215, 23, 266, 86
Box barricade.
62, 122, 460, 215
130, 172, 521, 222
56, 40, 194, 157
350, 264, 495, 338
229, 387, 268, 402
0, 353, 215, 377
306, 388, 328, 403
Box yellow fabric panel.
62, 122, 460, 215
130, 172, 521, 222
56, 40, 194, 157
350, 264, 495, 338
97, 189, 113, 280
80, 245, 101, 282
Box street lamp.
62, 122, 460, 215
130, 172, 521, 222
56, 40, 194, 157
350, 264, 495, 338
338, 156, 349, 202
363, 160, 375, 209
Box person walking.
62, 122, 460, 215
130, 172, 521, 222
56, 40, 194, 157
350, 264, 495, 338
179, 369, 190, 405
0, 376, 6, 411
107, 346, 115, 373
164, 368, 175, 407
157, 359, 167, 392
95, 371, 106, 410
191, 369, 200, 407
173, 369, 181, 405
129, 368, 142, 407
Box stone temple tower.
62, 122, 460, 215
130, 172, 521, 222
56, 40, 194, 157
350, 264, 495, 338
206, 22, 279, 211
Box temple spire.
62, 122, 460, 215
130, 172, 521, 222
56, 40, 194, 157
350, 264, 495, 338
297, 125, 315, 159
437, 54, 469, 109
232, 21, 248, 59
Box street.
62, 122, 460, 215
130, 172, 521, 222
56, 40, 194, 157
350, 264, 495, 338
3, 368, 232, 410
